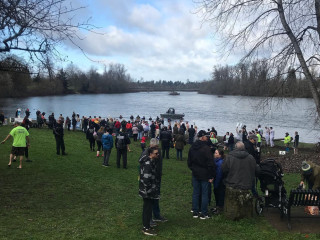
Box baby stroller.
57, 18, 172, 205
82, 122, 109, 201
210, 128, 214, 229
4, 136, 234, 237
255, 158, 288, 217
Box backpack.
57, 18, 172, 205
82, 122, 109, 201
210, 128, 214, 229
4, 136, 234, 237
117, 135, 126, 149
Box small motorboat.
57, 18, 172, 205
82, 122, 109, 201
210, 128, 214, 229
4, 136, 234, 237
160, 108, 184, 119
169, 91, 180, 95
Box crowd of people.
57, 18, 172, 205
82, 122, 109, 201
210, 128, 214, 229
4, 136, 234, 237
0, 109, 310, 236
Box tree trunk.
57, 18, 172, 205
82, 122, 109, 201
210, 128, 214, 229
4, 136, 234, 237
277, 0, 320, 119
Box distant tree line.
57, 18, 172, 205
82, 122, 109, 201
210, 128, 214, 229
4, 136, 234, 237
199, 60, 315, 98
129, 79, 201, 91
0, 55, 317, 99
0, 55, 201, 98
0, 55, 132, 98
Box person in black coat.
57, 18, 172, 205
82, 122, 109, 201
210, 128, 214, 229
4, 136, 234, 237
187, 130, 216, 219
53, 119, 66, 155
160, 126, 172, 159
188, 125, 196, 144
115, 128, 131, 169
228, 133, 235, 151
244, 134, 259, 197
244, 135, 259, 164
150, 121, 156, 138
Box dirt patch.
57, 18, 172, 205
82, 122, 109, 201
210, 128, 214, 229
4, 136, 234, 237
263, 207, 320, 234
262, 146, 320, 173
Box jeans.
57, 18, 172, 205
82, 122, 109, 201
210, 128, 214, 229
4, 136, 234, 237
229, 144, 234, 152
192, 176, 209, 215
138, 131, 143, 140
251, 179, 258, 197
176, 149, 182, 160
103, 149, 112, 166
152, 199, 161, 219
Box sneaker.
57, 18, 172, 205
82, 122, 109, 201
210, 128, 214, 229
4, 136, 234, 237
26, 159, 32, 162
142, 227, 157, 236
199, 214, 211, 220
102, 165, 108, 167
210, 207, 218, 213
193, 212, 199, 218
150, 220, 157, 227
153, 216, 168, 222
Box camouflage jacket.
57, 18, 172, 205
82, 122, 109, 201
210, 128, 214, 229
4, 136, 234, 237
139, 154, 159, 199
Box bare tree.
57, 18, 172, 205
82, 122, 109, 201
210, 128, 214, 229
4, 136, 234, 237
194, 0, 320, 118
0, 0, 95, 67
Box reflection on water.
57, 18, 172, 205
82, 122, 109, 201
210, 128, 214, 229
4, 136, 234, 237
0, 92, 318, 143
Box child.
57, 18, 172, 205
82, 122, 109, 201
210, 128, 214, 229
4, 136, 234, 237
141, 133, 147, 153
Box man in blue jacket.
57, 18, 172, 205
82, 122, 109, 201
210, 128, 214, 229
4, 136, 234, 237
101, 128, 113, 167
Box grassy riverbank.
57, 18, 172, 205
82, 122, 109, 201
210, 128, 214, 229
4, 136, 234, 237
0, 125, 318, 239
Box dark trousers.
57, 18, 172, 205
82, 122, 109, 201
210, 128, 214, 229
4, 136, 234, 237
55, 136, 65, 154
143, 198, 154, 228
97, 141, 102, 151
133, 134, 138, 141
176, 149, 182, 160
162, 146, 170, 159
103, 149, 112, 166
214, 184, 226, 207
117, 148, 127, 168
153, 199, 161, 219
25, 146, 29, 158
89, 138, 95, 150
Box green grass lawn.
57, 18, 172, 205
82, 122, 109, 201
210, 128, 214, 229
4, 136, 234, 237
0, 125, 318, 239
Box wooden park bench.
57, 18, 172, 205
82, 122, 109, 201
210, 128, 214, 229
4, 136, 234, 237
287, 189, 320, 230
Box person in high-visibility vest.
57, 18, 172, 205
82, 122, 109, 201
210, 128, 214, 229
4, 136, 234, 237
284, 132, 292, 152
256, 130, 262, 159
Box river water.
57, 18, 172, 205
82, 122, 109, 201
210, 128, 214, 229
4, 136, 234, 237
0, 92, 319, 143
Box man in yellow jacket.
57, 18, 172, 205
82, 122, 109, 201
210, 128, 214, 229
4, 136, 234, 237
284, 132, 292, 152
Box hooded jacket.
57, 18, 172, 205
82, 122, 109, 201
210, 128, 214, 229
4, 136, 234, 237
160, 130, 172, 148
244, 140, 259, 164
301, 161, 320, 190
222, 149, 258, 190
139, 154, 159, 199
101, 133, 113, 150
187, 140, 216, 181
214, 157, 224, 188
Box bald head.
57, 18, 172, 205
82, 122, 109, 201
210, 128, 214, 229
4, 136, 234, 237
149, 138, 159, 147
235, 141, 245, 150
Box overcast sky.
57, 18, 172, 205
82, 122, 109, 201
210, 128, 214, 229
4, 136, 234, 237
59, 0, 239, 82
